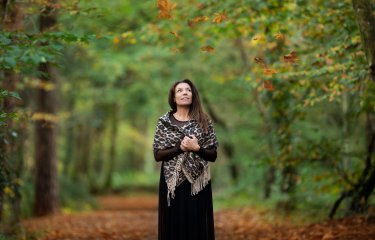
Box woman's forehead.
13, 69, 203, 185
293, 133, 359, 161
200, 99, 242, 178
175, 82, 191, 89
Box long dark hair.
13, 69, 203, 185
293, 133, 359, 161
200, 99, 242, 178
168, 79, 209, 132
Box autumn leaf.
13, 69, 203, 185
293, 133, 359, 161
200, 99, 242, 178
192, 16, 209, 23
113, 37, 120, 44
283, 51, 299, 64
187, 16, 209, 28
275, 31, 284, 40
212, 11, 227, 23
264, 80, 275, 91
252, 35, 265, 41
263, 68, 278, 76
254, 57, 267, 68
157, 0, 176, 19
170, 31, 180, 39
201, 45, 215, 52
32, 112, 59, 123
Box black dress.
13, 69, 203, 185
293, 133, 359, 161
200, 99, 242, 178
154, 115, 217, 240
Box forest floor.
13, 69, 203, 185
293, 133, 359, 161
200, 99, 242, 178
23, 195, 375, 240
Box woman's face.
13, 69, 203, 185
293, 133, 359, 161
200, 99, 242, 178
174, 82, 192, 107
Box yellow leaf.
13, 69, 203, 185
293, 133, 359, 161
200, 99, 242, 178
32, 112, 59, 123
3, 186, 15, 198
192, 16, 209, 23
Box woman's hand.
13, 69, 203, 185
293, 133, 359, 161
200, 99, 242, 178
181, 135, 200, 152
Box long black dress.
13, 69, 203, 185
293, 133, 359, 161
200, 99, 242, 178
154, 114, 217, 240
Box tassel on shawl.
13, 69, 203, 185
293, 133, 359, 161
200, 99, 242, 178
191, 165, 210, 196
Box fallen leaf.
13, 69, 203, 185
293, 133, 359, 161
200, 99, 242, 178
322, 232, 334, 240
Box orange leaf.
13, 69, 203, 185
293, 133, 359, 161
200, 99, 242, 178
201, 45, 215, 52
212, 11, 227, 23
275, 31, 284, 40
113, 37, 120, 44
263, 68, 278, 76
170, 31, 180, 38
283, 51, 299, 64
157, 0, 176, 19
264, 80, 275, 91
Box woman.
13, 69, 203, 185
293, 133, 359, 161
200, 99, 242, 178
153, 79, 219, 240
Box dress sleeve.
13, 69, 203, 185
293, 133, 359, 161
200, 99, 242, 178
196, 146, 217, 162
154, 145, 184, 162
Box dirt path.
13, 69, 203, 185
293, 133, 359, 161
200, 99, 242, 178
23, 195, 375, 240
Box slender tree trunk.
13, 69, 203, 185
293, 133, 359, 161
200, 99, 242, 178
63, 98, 75, 176
34, 0, 59, 216
104, 103, 119, 190
72, 123, 91, 181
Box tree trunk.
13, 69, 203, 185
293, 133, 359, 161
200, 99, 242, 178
34, 1, 59, 216
329, 0, 375, 215
338, 0, 375, 215
352, 0, 375, 84
104, 103, 119, 190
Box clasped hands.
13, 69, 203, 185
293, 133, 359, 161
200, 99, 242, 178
180, 135, 200, 152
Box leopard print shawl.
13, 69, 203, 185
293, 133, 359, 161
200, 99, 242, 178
153, 111, 218, 206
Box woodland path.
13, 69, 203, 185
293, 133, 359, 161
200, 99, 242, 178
23, 195, 375, 240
